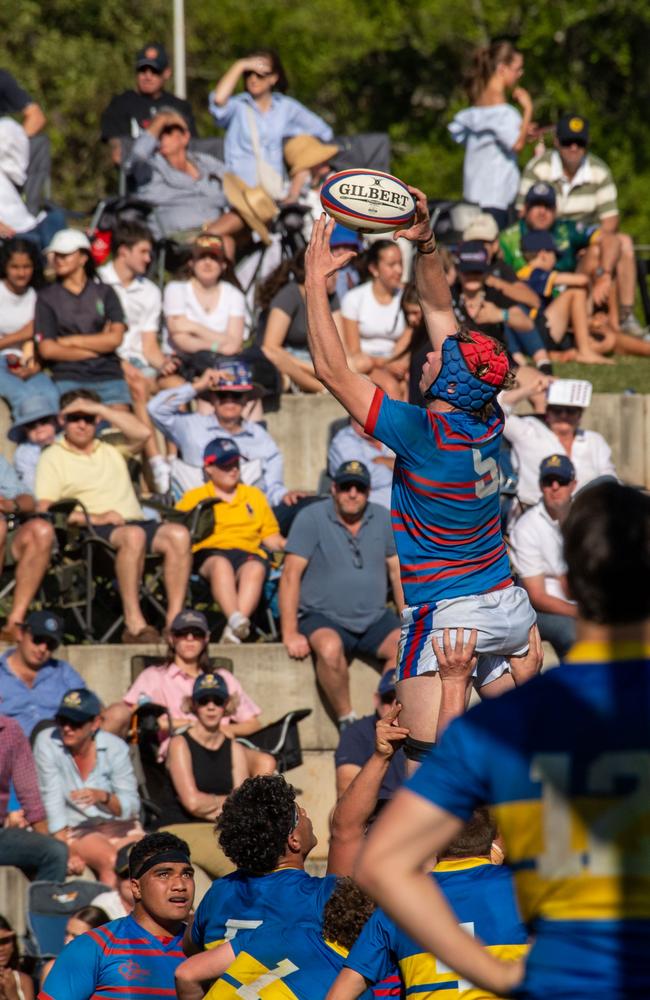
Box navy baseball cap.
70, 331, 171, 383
521, 230, 558, 254
170, 609, 209, 634
334, 460, 371, 489
457, 241, 489, 273
377, 670, 397, 698
556, 113, 589, 146
203, 437, 241, 468
539, 454, 575, 483
56, 688, 102, 723
524, 182, 557, 209
135, 43, 169, 73
23, 610, 63, 645
192, 672, 229, 703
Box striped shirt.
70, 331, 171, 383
0, 714, 45, 824
38, 915, 186, 1000
516, 149, 618, 225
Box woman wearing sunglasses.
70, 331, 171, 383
158, 672, 248, 878
210, 49, 334, 203
0, 915, 32, 1000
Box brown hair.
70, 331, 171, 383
244, 49, 288, 93
321, 878, 375, 949
465, 41, 520, 104
443, 806, 497, 858
256, 249, 305, 311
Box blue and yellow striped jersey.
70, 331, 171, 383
205, 922, 373, 1000
191, 868, 337, 950
346, 859, 527, 999
408, 642, 650, 999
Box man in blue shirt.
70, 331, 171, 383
39, 831, 194, 1000
0, 611, 85, 736
356, 482, 650, 1000
304, 198, 536, 771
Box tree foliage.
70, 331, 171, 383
2, 0, 649, 236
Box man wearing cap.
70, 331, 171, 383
35, 388, 191, 643
304, 195, 538, 768
100, 43, 197, 166
280, 460, 402, 729
335, 669, 405, 802
328, 419, 394, 510
510, 454, 577, 658
38, 831, 194, 1000
516, 114, 643, 335
176, 438, 284, 644
33, 687, 143, 886
149, 362, 310, 532
0, 610, 85, 737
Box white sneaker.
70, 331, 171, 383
228, 611, 251, 640
221, 624, 241, 645
620, 312, 646, 337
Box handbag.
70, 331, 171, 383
245, 105, 285, 201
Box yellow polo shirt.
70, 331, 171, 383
35, 438, 144, 520
176, 481, 279, 557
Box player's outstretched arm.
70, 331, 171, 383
305, 216, 377, 425
394, 187, 457, 352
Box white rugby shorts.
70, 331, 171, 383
396, 585, 536, 687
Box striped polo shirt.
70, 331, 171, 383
516, 149, 618, 225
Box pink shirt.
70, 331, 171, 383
123, 663, 261, 725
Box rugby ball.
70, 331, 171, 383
320, 169, 416, 234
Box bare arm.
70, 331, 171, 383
37, 339, 99, 361
485, 274, 540, 308
556, 271, 588, 289
326, 967, 370, 1000
166, 314, 242, 355
305, 216, 376, 424
139, 329, 167, 370
599, 214, 619, 235
59, 397, 151, 454
212, 58, 255, 106
262, 307, 323, 392
176, 943, 236, 1000
0, 321, 34, 349
22, 101, 46, 136
511, 87, 534, 153
279, 553, 311, 658
166, 736, 225, 820
433, 628, 477, 739
394, 187, 457, 351
521, 575, 578, 617
386, 553, 404, 613
59, 322, 125, 353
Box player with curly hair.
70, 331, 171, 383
176, 878, 374, 1000
183, 776, 336, 956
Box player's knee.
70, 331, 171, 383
403, 736, 436, 763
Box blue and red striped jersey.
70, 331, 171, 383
364, 389, 511, 606
38, 915, 185, 1000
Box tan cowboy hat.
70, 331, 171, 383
223, 174, 276, 245
284, 134, 340, 176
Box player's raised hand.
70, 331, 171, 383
375, 702, 409, 759
305, 215, 357, 284
394, 185, 434, 245
433, 628, 478, 685
509, 623, 544, 686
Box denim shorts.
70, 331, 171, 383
55, 377, 132, 406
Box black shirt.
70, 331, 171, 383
100, 89, 197, 141
268, 281, 340, 351
0, 70, 32, 114
334, 713, 406, 800
35, 279, 125, 382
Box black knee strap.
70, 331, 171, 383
403, 736, 436, 763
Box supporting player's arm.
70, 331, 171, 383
326, 967, 371, 1000
305, 215, 377, 425
393, 187, 457, 351
175, 943, 235, 1000
355, 791, 524, 996
434, 628, 477, 738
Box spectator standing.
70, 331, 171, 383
449, 41, 534, 228
341, 241, 409, 399
9, 394, 59, 493
100, 43, 197, 165
335, 670, 406, 801
35, 230, 131, 407
33, 688, 143, 887
510, 454, 577, 658
35, 390, 191, 643
0, 914, 34, 1000
0, 713, 68, 882
0, 455, 55, 642
98, 221, 171, 492
280, 460, 402, 729
516, 113, 642, 334
0, 119, 64, 251
38, 831, 194, 1000
0, 611, 85, 737
176, 438, 284, 644
0, 238, 58, 413
0, 68, 47, 214
328, 418, 394, 510
210, 49, 334, 202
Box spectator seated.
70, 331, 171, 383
328, 418, 393, 510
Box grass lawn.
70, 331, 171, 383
554, 357, 650, 393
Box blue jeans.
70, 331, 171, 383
20, 207, 67, 252
55, 377, 132, 406
536, 611, 577, 659
0, 827, 68, 881
0, 359, 60, 414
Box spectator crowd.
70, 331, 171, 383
0, 33, 647, 1000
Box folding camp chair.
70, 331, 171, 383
26, 879, 110, 960
237, 709, 312, 773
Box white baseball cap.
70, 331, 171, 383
462, 213, 499, 243
44, 229, 92, 255
547, 379, 593, 408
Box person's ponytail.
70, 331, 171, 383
465, 40, 517, 103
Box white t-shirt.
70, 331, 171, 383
98, 262, 162, 367
163, 279, 246, 338
510, 500, 575, 604
341, 281, 405, 357
0, 281, 36, 358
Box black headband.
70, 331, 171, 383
131, 849, 192, 880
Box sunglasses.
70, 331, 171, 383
0, 933, 16, 945
337, 481, 369, 494
214, 391, 245, 402
195, 694, 227, 707
346, 534, 364, 570
55, 714, 88, 729
559, 139, 587, 148
137, 66, 163, 76
244, 69, 274, 79
25, 416, 55, 431
540, 476, 572, 488
379, 692, 397, 705
172, 628, 206, 640
160, 124, 187, 137
64, 412, 96, 425
29, 633, 59, 651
